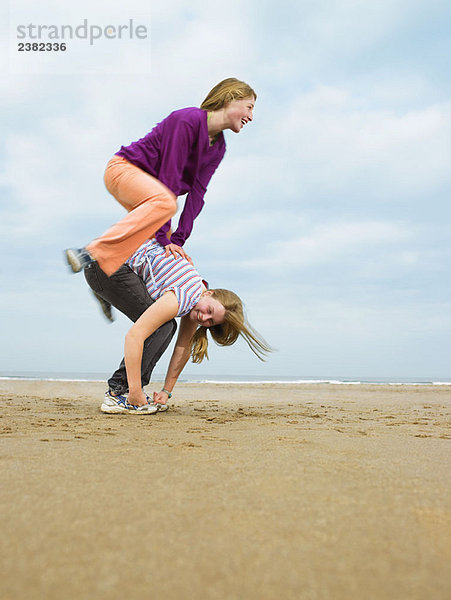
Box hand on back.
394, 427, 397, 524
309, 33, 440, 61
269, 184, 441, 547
164, 243, 193, 265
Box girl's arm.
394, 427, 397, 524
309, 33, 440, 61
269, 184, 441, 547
170, 156, 224, 247
125, 292, 179, 406
153, 314, 198, 405
154, 118, 195, 248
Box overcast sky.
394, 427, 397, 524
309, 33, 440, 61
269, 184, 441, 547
1, 0, 450, 381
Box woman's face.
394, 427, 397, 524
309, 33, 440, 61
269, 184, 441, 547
224, 97, 255, 133
189, 292, 226, 328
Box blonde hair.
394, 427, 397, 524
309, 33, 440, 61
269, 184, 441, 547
190, 289, 271, 363
200, 78, 257, 111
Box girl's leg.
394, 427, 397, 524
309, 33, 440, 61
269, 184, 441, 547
84, 263, 177, 394
86, 156, 177, 276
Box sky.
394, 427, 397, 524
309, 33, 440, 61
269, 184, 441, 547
1, 0, 450, 381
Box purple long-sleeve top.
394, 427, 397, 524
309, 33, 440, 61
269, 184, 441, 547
116, 107, 226, 247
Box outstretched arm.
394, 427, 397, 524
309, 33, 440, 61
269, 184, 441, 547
153, 314, 197, 405
169, 156, 224, 248
125, 291, 179, 406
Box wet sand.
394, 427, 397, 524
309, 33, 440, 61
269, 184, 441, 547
1, 380, 450, 600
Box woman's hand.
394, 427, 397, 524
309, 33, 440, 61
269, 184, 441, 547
164, 243, 193, 265
127, 389, 148, 407
153, 390, 170, 406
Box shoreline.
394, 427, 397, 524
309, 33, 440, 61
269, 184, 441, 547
1, 375, 450, 385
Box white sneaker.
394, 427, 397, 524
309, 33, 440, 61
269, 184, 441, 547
101, 391, 158, 414
65, 247, 95, 273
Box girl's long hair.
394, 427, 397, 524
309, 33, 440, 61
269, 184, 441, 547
190, 289, 271, 364
200, 78, 257, 111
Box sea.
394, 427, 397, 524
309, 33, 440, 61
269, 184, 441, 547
0, 371, 450, 386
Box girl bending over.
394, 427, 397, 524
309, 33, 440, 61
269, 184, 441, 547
84, 239, 270, 413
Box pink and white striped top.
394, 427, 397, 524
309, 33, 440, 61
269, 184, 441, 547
126, 240, 203, 317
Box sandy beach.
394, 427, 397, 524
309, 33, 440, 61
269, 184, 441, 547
1, 379, 450, 600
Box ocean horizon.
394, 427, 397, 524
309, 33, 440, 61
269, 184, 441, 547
1, 371, 450, 386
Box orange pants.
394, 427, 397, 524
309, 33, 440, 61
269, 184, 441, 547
86, 155, 177, 276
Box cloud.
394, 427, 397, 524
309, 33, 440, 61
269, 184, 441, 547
269, 86, 451, 200
243, 220, 412, 269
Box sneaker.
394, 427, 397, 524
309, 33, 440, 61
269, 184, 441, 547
65, 247, 95, 273
155, 402, 169, 412
91, 291, 114, 322
100, 391, 158, 414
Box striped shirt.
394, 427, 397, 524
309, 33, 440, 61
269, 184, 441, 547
126, 240, 203, 317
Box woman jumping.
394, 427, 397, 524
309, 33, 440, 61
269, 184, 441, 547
84, 239, 270, 414
66, 78, 256, 281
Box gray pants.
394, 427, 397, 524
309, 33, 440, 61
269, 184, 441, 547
84, 263, 177, 395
